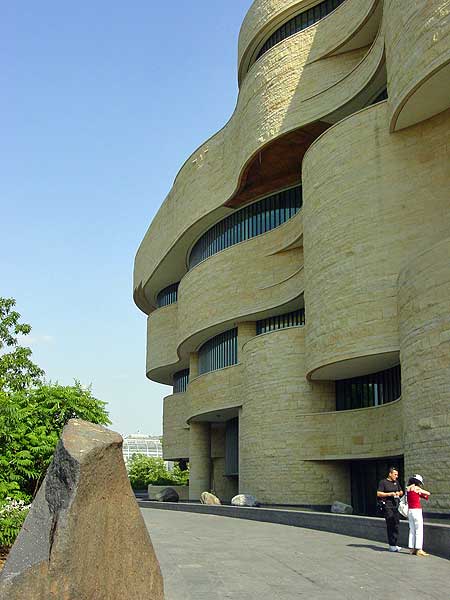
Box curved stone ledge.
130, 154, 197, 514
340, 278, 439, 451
177, 215, 304, 352
302, 103, 450, 379
146, 303, 182, 385
187, 365, 244, 423
146, 215, 305, 384
238, 0, 379, 81
300, 398, 403, 460
134, 18, 384, 314
385, 0, 450, 131
163, 393, 190, 460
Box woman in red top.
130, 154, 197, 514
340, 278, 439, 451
406, 474, 431, 556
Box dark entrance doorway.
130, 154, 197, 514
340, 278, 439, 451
225, 417, 239, 477
350, 456, 404, 516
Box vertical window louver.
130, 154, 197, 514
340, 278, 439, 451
198, 329, 238, 375
157, 283, 179, 308
336, 365, 401, 411
173, 369, 189, 394
256, 308, 305, 335
255, 0, 345, 63
189, 186, 302, 269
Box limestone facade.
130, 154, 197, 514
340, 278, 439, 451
134, 0, 450, 512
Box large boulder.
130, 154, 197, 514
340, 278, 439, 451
0, 419, 164, 600
155, 487, 179, 503
331, 501, 353, 515
231, 494, 259, 507
200, 491, 221, 505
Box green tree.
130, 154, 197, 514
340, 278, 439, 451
0, 298, 111, 504
0, 383, 111, 501
0, 298, 44, 393
127, 455, 189, 489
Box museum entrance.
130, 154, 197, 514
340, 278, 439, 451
350, 456, 404, 516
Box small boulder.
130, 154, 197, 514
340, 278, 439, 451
231, 494, 259, 507
155, 487, 179, 503
0, 419, 164, 600
200, 491, 221, 505
331, 501, 353, 515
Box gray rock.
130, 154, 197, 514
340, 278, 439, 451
200, 491, 221, 505
0, 419, 164, 600
331, 501, 353, 515
155, 487, 179, 503
231, 494, 259, 507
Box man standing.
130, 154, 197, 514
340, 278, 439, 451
377, 466, 404, 552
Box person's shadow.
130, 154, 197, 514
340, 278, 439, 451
347, 544, 388, 552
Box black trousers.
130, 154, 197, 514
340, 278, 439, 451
384, 506, 400, 546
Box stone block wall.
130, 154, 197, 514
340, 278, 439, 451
138, 1, 450, 511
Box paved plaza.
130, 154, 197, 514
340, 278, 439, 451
142, 508, 450, 600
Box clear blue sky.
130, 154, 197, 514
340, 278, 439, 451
1, 1, 253, 436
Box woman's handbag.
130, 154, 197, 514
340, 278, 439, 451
398, 494, 409, 518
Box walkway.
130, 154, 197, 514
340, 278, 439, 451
142, 508, 449, 600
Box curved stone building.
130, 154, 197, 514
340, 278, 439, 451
134, 0, 450, 514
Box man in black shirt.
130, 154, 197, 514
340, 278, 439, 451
377, 466, 404, 551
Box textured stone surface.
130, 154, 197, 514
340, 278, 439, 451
136, 0, 450, 515
240, 326, 346, 505
231, 494, 259, 507
162, 393, 190, 461
331, 501, 353, 515
238, 0, 378, 81
134, 4, 383, 307
385, 0, 450, 130
0, 419, 164, 600
189, 423, 211, 501
399, 237, 450, 513
200, 492, 222, 506
155, 488, 179, 503
303, 104, 450, 379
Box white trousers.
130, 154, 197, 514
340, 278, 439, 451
408, 508, 423, 550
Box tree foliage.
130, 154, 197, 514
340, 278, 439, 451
0, 298, 111, 509
0, 383, 110, 501
0, 499, 30, 548
0, 298, 44, 393
127, 455, 189, 489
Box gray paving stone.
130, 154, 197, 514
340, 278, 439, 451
142, 509, 450, 600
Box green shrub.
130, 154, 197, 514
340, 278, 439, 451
127, 455, 189, 489
0, 498, 30, 548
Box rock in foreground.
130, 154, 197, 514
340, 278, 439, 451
0, 419, 164, 600
155, 487, 179, 503
331, 501, 353, 515
200, 492, 221, 505
231, 494, 259, 507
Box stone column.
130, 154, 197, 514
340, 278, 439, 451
398, 238, 450, 514
189, 421, 211, 500
189, 351, 199, 379
238, 321, 256, 355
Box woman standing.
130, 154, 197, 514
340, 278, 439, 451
406, 474, 430, 556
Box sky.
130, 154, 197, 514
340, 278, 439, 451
1, 1, 253, 436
